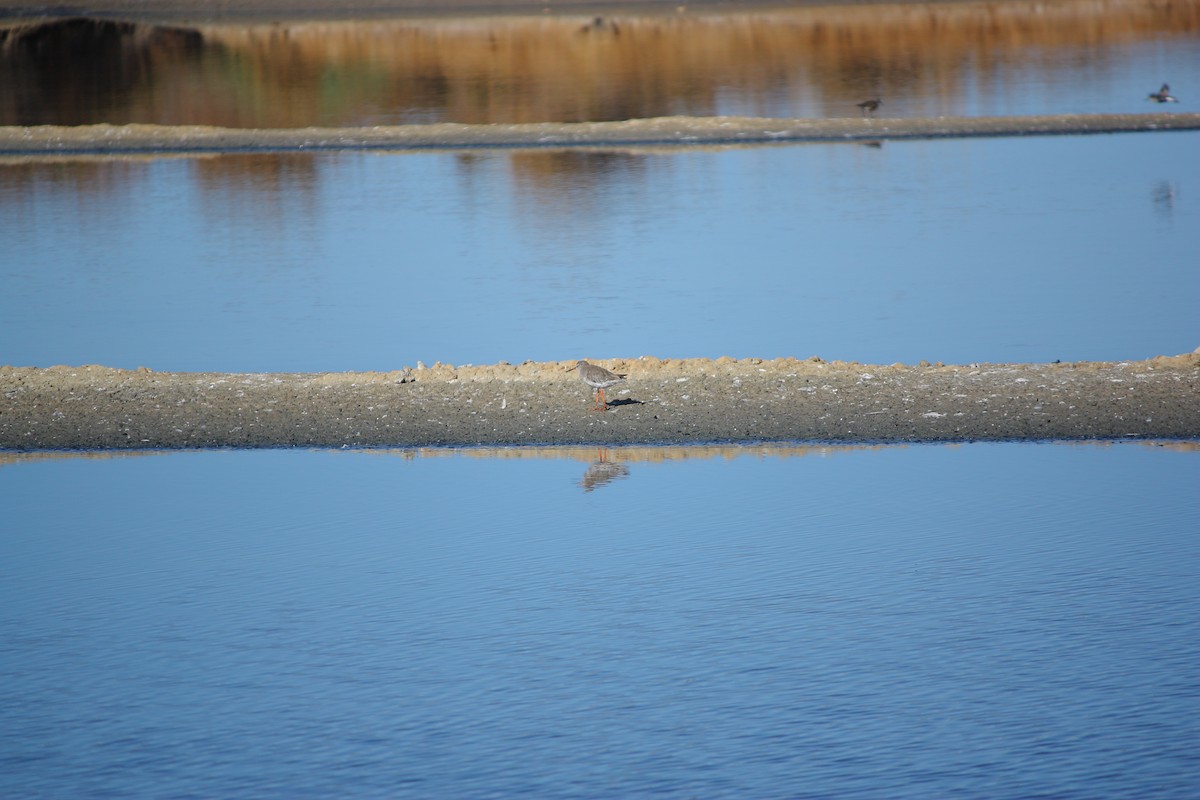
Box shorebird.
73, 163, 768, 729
1148, 83, 1178, 103
571, 360, 626, 411
857, 98, 881, 116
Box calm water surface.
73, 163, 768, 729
1, 132, 1197, 372
1, 443, 1198, 798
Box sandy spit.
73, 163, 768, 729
2, 355, 1197, 450
1, 114, 1198, 157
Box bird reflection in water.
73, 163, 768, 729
579, 448, 630, 492
1151, 181, 1177, 219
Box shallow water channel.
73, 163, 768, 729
2, 442, 1198, 798
2, 1, 1199, 371
2, 130, 1198, 372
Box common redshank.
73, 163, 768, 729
572, 360, 626, 410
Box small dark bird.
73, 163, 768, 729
1148, 83, 1178, 103
857, 98, 882, 116
580, 16, 619, 35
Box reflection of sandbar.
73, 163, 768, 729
2, 354, 1197, 450
0, 115, 1198, 157
3, 441, 1195, 466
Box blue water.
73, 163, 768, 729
1, 132, 1197, 373
2, 443, 1197, 798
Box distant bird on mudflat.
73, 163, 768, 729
579, 16, 619, 35
1148, 83, 1178, 103
571, 360, 626, 411
857, 98, 881, 116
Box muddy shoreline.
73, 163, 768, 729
3, 355, 1198, 451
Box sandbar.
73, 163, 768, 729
2, 354, 1197, 450
2, 115, 1198, 157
